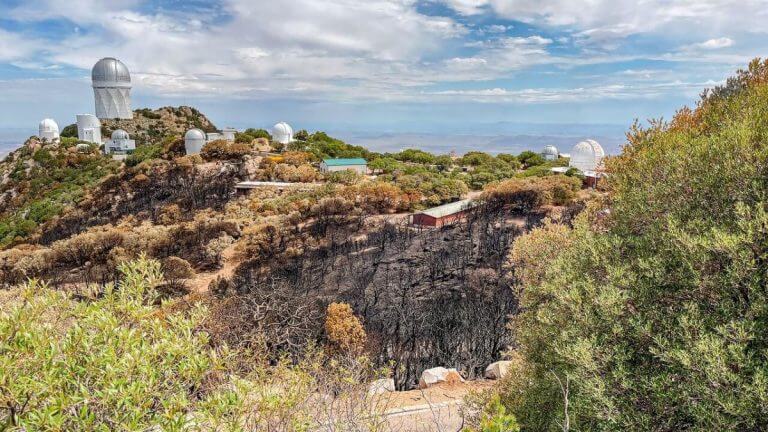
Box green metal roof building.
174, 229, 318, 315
320, 158, 368, 174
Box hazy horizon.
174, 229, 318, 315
0, 120, 628, 160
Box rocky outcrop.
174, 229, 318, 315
484, 361, 512, 380
100, 106, 217, 146
418, 367, 464, 389
368, 378, 396, 395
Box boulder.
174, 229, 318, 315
418, 367, 464, 389
368, 378, 396, 395
484, 361, 513, 380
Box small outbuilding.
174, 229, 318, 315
320, 158, 368, 175
411, 199, 476, 228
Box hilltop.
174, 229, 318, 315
61, 106, 218, 146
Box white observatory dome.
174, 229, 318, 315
569, 139, 605, 173
92, 57, 133, 119
111, 129, 129, 140
38, 118, 60, 142
184, 128, 207, 155
541, 145, 559, 161
272, 122, 294, 144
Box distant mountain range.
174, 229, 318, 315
1, 122, 627, 159
333, 131, 626, 156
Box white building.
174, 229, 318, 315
184, 128, 239, 155
222, 128, 238, 142
569, 139, 605, 173
92, 57, 133, 119
184, 128, 207, 155
272, 122, 294, 144
76, 114, 102, 144
104, 129, 136, 154
541, 145, 559, 161
38, 118, 60, 142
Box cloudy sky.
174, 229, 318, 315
0, 0, 766, 135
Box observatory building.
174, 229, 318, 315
105, 129, 136, 155
76, 114, 102, 144
541, 145, 559, 161
38, 118, 60, 142
92, 57, 133, 119
183, 128, 240, 155
569, 139, 605, 173
272, 122, 294, 144
184, 128, 207, 155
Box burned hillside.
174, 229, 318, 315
212, 203, 545, 389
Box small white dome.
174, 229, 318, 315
569, 139, 605, 173
111, 129, 129, 140
185, 128, 206, 140
38, 118, 60, 141
272, 122, 294, 144
541, 145, 559, 160
184, 128, 207, 155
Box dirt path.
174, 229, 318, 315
380, 381, 494, 431
187, 244, 241, 293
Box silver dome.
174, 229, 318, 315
111, 129, 129, 140
92, 57, 131, 84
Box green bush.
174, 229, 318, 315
125, 144, 162, 167
200, 140, 251, 161
506, 59, 768, 430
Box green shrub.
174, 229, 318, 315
200, 140, 251, 161
506, 59, 768, 430
125, 143, 162, 167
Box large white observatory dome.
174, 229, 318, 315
185, 128, 207, 155
92, 57, 133, 120
569, 139, 605, 173
541, 145, 559, 161
272, 122, 294, 144
38, 118, 60, 142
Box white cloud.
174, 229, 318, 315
425, 80, 722, 103
440, 0, 768, 44
694, 37, 735, 49
0, 29, 40, 61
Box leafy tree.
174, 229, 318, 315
243, 128, 272, 140
369, 157, 404, 173
294, 129, 309, 141
394, 148, 436, 164
517, 151, 545, 168
496, 153, 521, 169
60, 123, 78, 138
325, 302, 367, 355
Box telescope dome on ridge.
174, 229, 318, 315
38, 118, 60, 142
569, 139, 605, 173
272, 122, 294, 144
91, 57, 133, 119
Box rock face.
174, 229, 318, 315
368, 378, 396, 395
484, 361, 513, 380
418, 367, 464, 389
100, 106, 217, 146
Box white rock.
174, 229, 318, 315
418, 367, 464, 389
368, 378, 396, 395
484, 361, 513, 380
